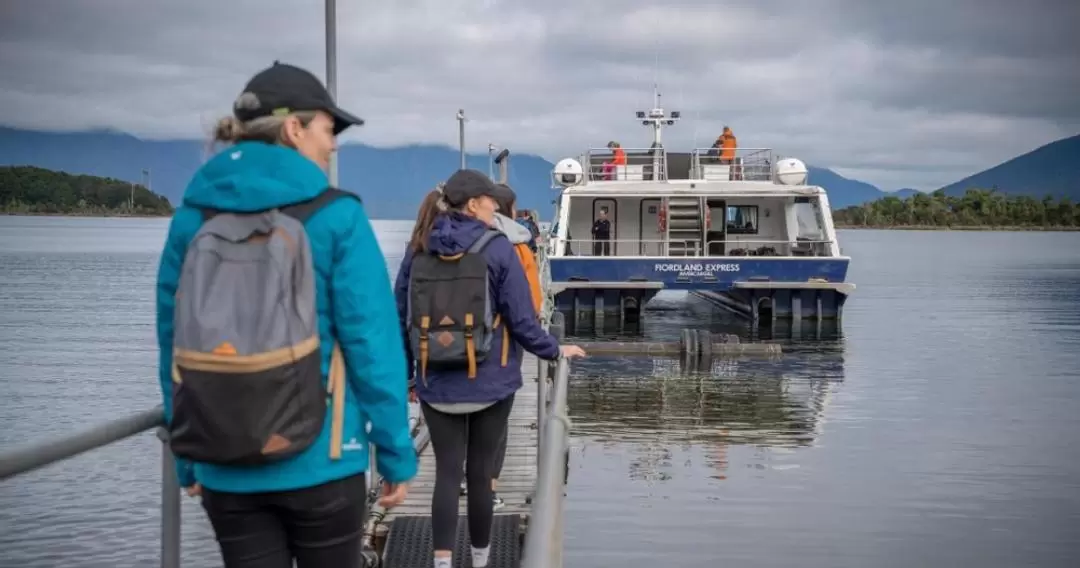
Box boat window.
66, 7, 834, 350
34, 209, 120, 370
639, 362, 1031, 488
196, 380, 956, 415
726, 205, 759, 234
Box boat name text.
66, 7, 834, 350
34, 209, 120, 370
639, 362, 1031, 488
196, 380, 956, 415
653, 262, 740, 276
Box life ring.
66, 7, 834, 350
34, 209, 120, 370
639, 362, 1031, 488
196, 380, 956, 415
658, 202, 667, 233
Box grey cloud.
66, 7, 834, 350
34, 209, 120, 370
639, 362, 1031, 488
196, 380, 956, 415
831, 0, 1080, 59
0, 0, 1077, 191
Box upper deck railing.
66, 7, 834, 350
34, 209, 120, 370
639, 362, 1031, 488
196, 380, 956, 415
583, 146, 779, 184
584, 147, 668, 182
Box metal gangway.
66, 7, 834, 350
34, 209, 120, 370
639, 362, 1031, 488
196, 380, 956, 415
0, 357, 573, 568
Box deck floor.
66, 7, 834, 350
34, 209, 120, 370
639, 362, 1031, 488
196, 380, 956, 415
382, 354, 542, 520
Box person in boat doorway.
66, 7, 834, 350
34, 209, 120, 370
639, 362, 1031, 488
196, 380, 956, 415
394, 169, 586, 568
155, 61, 416, 568
592, 207, 612, 256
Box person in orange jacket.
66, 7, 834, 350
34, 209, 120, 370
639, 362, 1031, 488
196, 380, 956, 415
602, 140, 627, 180
719, 126, 737, 163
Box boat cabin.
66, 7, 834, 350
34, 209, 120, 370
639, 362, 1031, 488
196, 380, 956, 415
550, 146, 841, 260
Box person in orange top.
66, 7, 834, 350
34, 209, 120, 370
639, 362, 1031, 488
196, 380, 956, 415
487, 183, 542, 511
491, 184, 542, 313
602, 140, 627, 180
719, 126, 737, 163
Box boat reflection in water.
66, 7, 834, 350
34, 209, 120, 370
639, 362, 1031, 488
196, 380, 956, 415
564, 343, 845, 482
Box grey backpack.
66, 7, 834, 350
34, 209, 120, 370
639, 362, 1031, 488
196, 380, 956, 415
169, 188, 357, 466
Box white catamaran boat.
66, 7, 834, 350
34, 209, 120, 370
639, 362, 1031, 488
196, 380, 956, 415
543, 92, 855, 328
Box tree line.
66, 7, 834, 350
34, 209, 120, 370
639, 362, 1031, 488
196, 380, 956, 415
832, 188, 1080, 229
1, 166, 174, 216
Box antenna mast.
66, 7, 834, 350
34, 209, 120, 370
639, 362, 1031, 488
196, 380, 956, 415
636, 84, 679, 147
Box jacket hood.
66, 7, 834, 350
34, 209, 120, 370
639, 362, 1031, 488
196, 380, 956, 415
427, 212, 491, 255
491, 213, 532, 244
182, 141, 329, 212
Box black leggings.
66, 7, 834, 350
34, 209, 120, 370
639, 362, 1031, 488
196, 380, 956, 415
200, 473, 367, 568
422, 395, 515, 551
493, 421, 508, 480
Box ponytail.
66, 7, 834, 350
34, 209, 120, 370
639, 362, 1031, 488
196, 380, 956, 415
408, 186, 449, 253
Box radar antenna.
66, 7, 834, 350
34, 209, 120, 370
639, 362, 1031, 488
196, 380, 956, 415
635, 84, 680, 148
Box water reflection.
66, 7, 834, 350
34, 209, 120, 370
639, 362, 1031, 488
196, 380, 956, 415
567, 345, 845, 483
565, 290, 847, 345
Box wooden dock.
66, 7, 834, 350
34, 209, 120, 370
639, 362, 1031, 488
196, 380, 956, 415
377, 354, 542, 529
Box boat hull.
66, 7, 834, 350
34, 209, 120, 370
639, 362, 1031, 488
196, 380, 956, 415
548, 256, 852, 323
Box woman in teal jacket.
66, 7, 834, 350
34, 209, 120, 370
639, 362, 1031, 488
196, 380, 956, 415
154, 62, 416, 568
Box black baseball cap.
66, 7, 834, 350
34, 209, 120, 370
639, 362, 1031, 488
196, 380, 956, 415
233, 61, 364, 135
442, 169, 503, 207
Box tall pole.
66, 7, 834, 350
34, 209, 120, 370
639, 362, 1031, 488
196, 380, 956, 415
488, 144, 495, 179
325, 0, 338, 187
457, 109, 466, 170
141, 168, 151, 201
499, 155, 509, 184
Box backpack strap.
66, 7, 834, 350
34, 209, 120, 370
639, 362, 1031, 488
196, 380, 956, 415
280, 187, 361, 223
328, 343, 346, 460
197, 187, 361, 223
467, 229, 502, 254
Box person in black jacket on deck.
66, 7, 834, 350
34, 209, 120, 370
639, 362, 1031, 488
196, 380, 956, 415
591, 207, 611, 256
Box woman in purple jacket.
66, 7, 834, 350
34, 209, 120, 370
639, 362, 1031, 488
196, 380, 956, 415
394, 169, 584, 568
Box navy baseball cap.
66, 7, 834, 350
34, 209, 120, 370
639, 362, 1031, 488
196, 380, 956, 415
233, 61, 364, 135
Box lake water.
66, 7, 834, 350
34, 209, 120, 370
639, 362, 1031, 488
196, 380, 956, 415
1, 216, 1079, 567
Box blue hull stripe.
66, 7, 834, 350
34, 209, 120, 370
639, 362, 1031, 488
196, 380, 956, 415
549, 257, 850, 291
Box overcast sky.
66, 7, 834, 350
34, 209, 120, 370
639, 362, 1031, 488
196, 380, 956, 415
1, 0, 1078, 190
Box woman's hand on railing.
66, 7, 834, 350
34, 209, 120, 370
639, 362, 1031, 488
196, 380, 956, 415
559, 345, 586, 359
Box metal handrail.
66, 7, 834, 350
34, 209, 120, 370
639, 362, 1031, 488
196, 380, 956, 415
704, 238, 836, 257
556, 238, 702, 257
0, 406, 180, 568
521, 356, 572, 568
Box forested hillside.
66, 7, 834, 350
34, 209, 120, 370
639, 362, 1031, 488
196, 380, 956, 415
0, 166, 173, 216
832, 188, 1079, 230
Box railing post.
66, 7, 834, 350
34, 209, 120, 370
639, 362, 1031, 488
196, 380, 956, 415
369, 442, 377, 494
157, 427, 181, 568
537, 361, 548, 444
522, 358, 570, 568
552, 479, 564, 567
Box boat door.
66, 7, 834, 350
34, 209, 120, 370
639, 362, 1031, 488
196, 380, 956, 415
639, 198, 661, 255
705, 198, 727, 255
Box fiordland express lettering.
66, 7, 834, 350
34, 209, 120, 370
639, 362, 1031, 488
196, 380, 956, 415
653, 262, 740, 276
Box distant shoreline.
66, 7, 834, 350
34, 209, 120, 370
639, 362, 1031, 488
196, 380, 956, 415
834, 224, 1080, 232
2, 211, 172, 219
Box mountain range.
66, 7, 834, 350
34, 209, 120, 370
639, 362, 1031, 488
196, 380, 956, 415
1, 126, 1076, 219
